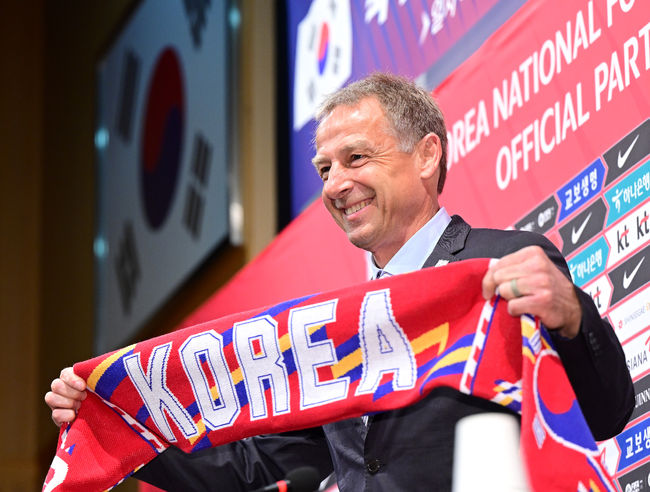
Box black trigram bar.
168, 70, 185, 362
115, 50, 140, 142
183, 133, 212, 239
184, 185, 205, 239
114, 221, 140, 315
192, 132, 212, 185
183, 0, 211, 49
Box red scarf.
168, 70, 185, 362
43, 258, 614, 491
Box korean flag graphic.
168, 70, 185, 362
95, 0, 230, 353
293, 0, 353, 131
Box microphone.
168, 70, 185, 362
252, 466, 321, 492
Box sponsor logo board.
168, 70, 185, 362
604, 119, 650, 186
623, 331, 650, 381
609, 245, 650, 308
568, 237, 609, 287
559, 198, 607, 256
605, 160, 650, 226
616, 420, 650, 473
610, 287, 650, 345
605, 201, 650, 268
617, 458, 650, 492
582, 274, 612, 317
631, 374, 650, 422
515, 195, 559, 234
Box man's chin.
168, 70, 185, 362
346, 232, 374, 252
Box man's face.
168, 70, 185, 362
313, 97, 436, 267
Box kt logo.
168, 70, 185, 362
616, 224, 630, 254
590, 284, 602, 310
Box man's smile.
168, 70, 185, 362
342, 198, 373, 216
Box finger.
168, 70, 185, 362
500, 277, 527, 300
52, 408, 78, 427
483, 265, 528, 299
504, 295, 535, 318
482, 269, 497, 299
482, 251, 536, 299
503, 288, 579, 334
482, 259, 502, 299
50, 377, 87, 401
44, 391, 84, 411
60, 367, 86, 392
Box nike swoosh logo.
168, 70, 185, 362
618, 134, 639, 168
571, 212, 593, 244
623, 257, 645, 290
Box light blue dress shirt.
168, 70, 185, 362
369, 207, 452, 279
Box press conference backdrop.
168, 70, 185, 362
285, 0, 529, 219
434, 1, 650, 487
284, 0, 650, 489
94, 0, 232, 354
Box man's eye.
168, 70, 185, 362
351, 154, 364, 161
320, 167, 330, 181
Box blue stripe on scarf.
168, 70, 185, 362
94, 348, 135, 400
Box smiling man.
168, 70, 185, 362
312, 96, 440, 267
46, 73, 633, 491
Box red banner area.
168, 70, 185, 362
437, 0, 650, 230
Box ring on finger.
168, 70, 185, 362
510, 278, 522, 298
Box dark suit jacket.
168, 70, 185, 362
136, 216, 633, 492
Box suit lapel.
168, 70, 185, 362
422, 215, 471, 268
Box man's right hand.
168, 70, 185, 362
44, 367, 87, 427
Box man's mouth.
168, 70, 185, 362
343, 199, 372, 215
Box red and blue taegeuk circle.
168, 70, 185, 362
139, 47, 185, 230
317, 22, 329, 75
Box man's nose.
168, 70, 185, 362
323, 162, 352, 198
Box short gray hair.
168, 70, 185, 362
316, 72, 448, 193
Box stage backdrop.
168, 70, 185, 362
141, 0, 649, 490
433, 1, 650, 488
285, 0, 528, 218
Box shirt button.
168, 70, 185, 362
366, 458, 381, 474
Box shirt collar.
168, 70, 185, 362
369, 207, 452, 279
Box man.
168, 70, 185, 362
46, 73, 633, 491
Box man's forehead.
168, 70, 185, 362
320, 97, 383, 122
315, 98, 387, 144
315, 104, 365, 141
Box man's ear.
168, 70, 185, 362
417, 133, 442, 180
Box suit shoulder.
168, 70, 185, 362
463, 227, 561, 259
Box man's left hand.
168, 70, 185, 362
481, 245, 582, 339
